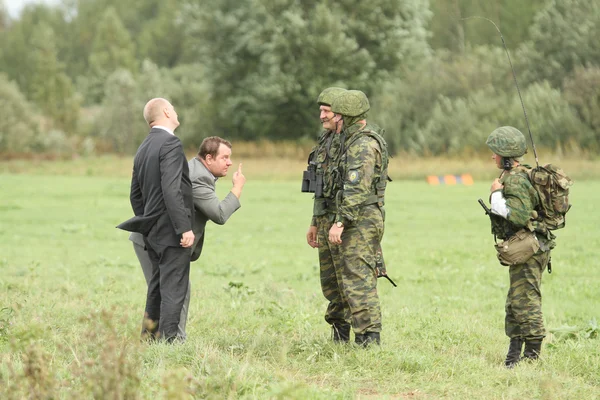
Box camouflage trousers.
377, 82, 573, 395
505, 249, 550, 340
316, 205, 384, 334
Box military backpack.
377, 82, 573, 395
529, 164, 573, 230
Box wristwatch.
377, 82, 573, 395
335, 221, 344, 228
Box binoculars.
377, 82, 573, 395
301, 163, 323, 198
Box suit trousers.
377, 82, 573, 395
142, 238, 191, 342
133, 242, 191, 339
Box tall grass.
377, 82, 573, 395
2, 148, 600, 181
0, 163, 598, 398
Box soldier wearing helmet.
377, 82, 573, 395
318, 89, 390, 346
305, 87, 346, 245
303, 87, 349, 341
485, 126, 552, 368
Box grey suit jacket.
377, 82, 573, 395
188, 157, 241, 261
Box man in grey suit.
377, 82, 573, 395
118, 98, 194, 343
188, 136, 246, 262
127, 136, 244, 340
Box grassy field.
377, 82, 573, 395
1, 157, 599, 399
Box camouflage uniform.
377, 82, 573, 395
485, 126, 551, 366
322, 90, 389, 344
493, 165, 550, 340
307, 88, 349, 339
312, 129, 348, 330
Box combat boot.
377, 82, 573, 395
504, 337, 524, 368
332, 324, 351, 343
523, 339, 542, 361
355, 331, 380, 347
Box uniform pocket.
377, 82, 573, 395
494, 229, 540, 266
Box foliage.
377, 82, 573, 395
550, 319, 599, 341
370, 46, 513, 154
503, 81, 595, 152
563, 66, 600, 142
183, 0, 432, 140
520, 0, 600, 87
96, 69, 146, 154
0, 74, 41, 152
429, 0, 547, 52
0, 307, 13, 339
85, 6, 137, 104
1, 0, 600, 156
27, 22, 79, 134
0, 309, 142, 399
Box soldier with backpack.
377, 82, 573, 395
484, 126, 563, 368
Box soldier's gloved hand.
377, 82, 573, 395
306, 226, 318, 248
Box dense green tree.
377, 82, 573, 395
27, 23, 79, 134
1, 0, 599, 156
504, 81, 595, 152
97, 69, 145, 153
563, 66, 600, 143
370, 46, 514, 154
162, 63, 215, 146
0, 74, 41, 152
183, 0, 432, 140
0, 1, 8, 31
429, 0, 545, 52
519, 0, 600, 87
0, 4, 66, 91
137, 0, 186, 67
85, 7, 136, 104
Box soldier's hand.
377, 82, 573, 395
490, 178, 503, 192
328, 225, 343, 245
306, 226, 318, 248
180, 230, 195, 248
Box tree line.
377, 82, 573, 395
0, 0, 599, 156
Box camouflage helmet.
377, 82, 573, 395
317, 87, 346, 106
331, 90, 370, 117
486, 126, 527, 157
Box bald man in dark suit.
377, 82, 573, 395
118, 98, 194, 342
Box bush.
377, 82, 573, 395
0, 75, 41, 153
370, 46, 515, 155
504, 81, 595, 152
563, 66, 600, 143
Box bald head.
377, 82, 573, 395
142, 98, 180, 132
143, 98, 170, 125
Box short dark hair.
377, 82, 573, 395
198, 136, 232, 160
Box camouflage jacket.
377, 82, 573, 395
329, 122, 388, 226
490, 165, 540, 240
309, 129, 340, 225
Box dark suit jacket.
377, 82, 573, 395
188, 157, 241, 261
118, 127, 193, 248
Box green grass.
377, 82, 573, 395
0, 165, 598, 399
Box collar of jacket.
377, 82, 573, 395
343, 122, 366, 143
194, 156, 218, 182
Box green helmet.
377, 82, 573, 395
317, 87, 346, 106
331, 90, 370, 117
486, 126, 527, 157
